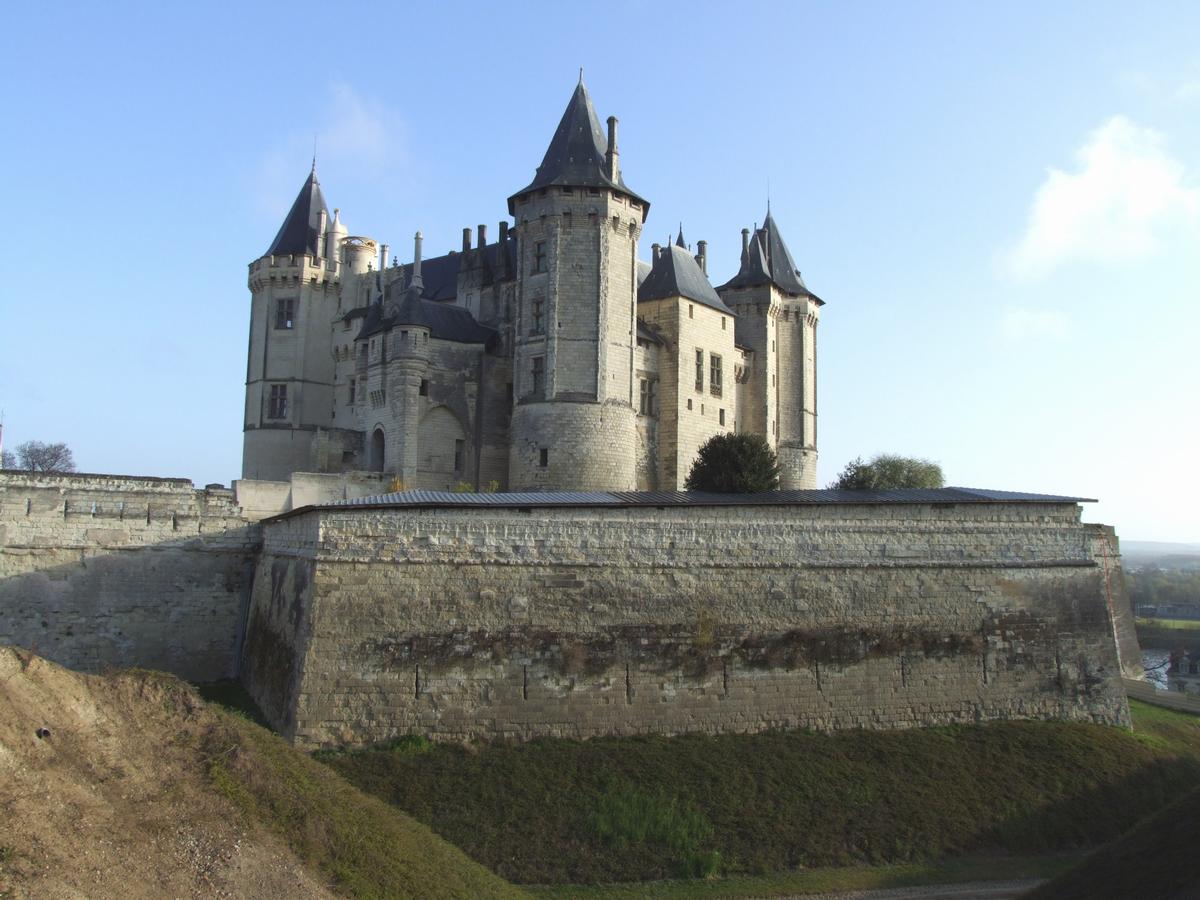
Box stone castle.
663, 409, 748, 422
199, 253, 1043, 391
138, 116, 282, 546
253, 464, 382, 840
242, 79, 820, 491
0, 81, 1144, 750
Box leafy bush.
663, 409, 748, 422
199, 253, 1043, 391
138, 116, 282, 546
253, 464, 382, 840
684, 434, 779, 493
829, 454, 944, 490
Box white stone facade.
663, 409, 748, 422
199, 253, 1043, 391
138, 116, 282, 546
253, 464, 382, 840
242, 82, 822, 490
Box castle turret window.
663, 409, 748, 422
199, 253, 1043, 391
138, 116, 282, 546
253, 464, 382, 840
533, 241, 547, 273
532, 356, 546, 398
639, 378, 657, 416
454, 439, 465, 472
532, 298, 545, 334
275, 298, 295, 329
348, 379, 355, 404
419, 379, 429, 396
710, 354, 723, 397
267, 384, 288, 418
695, 350, 704, 392
539, 448, 549, 467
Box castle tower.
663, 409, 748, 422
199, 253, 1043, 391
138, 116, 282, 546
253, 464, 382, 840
717, 211, 823, 489
243, 165, 343, 481
506, 79, 649, 490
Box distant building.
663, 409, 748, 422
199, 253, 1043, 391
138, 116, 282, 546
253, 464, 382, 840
242, 79, 824, 491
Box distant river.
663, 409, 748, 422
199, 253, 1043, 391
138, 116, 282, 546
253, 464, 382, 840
1142, 648, 1170, 689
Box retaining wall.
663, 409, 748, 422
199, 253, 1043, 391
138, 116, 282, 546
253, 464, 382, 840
0, 472, 260, 681
243, 499, 1133, 747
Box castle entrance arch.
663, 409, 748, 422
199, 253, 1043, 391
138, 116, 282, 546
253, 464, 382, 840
369, 428, 385, 472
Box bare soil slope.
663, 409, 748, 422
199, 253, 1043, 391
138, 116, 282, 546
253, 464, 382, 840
0, 648, 523, 899
0, 646, 334, 898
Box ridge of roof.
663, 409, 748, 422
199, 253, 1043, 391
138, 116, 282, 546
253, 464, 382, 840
265, 169, 328, 257
638, 244, 733, 314
263, 486, 1097, 521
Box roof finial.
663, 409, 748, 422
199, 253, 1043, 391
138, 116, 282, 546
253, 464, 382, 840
579, 66, 584, 85
312, 133, 318, 173
676, 223, 686, 249
766, 176, 771, 214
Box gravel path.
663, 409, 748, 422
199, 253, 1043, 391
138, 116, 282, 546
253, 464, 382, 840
783, 878, 1044, 899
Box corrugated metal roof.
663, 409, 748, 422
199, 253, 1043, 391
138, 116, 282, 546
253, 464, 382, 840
272, 486, 1093, 519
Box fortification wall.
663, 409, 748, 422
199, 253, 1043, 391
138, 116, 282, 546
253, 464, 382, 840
243, 500, 1132, 747
0, 472, 259, 681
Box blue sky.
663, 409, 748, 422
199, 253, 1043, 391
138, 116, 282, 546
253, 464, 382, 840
1, 1, 1197, 541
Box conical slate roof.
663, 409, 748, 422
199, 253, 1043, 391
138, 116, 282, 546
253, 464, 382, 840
265, 167, 328, 257
509, 79, 646, 213
638, 244, 733, 314
719, 210, 823, 304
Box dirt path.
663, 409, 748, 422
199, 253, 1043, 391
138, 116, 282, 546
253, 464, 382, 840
790, 879, 1043, 899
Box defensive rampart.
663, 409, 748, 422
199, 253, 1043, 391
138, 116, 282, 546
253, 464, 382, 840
0, 472, 260, 681
242, 492, 1134, 747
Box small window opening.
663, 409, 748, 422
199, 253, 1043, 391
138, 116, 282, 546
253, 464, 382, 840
539, 448, 549, 468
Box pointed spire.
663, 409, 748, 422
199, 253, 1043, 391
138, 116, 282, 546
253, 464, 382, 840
264, 167, 329, 257
508, 79, 647, 215
676, 224, 686, 249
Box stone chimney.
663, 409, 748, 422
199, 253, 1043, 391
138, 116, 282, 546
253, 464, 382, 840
605, 116, 619, 182
477, 224, 487, 248
651, 242, 661, 263
696, 240, 707, 275
462, 227, 471, 253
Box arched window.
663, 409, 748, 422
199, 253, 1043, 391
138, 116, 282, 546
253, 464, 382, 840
370, 428, 385, 473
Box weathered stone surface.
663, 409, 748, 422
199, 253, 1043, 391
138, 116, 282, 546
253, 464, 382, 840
0, 472, 259, 681
241, 500, 1132, 747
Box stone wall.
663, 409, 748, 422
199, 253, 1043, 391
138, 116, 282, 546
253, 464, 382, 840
242, 498, 1133, 747
0, 472, 260, 681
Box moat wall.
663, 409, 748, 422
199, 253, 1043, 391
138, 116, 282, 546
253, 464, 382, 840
242, 499, 1133, 747
0, 472, 259, 681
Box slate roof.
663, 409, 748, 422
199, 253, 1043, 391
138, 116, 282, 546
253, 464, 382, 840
382, 239, 517, 302
265, 168, 328, 257
268, 486, 1095, 519
509, 80, 647, 214
719, 210, 824, 304
638, 244, 733, 314
353, 282, 498, 346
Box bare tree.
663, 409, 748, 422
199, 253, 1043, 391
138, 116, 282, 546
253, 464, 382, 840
0, 449, 15, 469
16, 441, 76, 473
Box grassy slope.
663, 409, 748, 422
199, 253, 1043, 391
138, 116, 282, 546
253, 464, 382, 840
203, 708, 527, 899
318, 701, 1200, 886
1137, 617, 1200, 630
1026, 704, 1200, 900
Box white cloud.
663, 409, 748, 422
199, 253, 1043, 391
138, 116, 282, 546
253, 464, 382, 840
1000, 306, 1069, 341
249, 82, 407, 218
1000, 116, 1198, 281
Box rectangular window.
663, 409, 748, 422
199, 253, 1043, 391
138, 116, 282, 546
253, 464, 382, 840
532, 298, 545, 334
267, 384, 288, 418
539, 447, 549, 467
348, 379, 355, 404
275, 298, 295, 329
639, 378, 657, 416
721, 317, 726, 330
532, 356, 545, 398
688, 304, 694, 319
454, 439, 464, 472
710, 354, 723, 397
419, 378, 429, 396
533, 241, 547, 273
695, 349, 704, 392
687, 398, 693, 411
719, 408, 726, 426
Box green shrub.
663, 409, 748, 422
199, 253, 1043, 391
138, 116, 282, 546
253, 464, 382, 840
588, 783, 719, 878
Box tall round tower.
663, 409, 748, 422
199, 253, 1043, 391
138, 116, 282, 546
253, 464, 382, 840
242, 164, 342, 481
506, 79, 648, 491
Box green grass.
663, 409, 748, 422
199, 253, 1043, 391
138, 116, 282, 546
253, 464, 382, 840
203, 709, 527, 898
316, 702, 1200, 886
1025, 785, 1200, 899
1136, 616, 1200, 630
